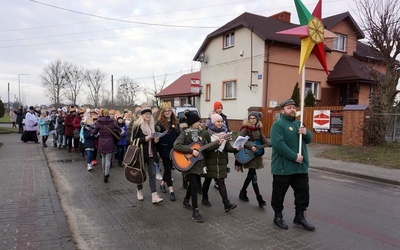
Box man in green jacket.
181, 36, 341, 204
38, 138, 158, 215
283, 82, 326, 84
270, 98, 315, 231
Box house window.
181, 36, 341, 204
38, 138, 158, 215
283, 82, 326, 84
305, 81, 320, 99
205, 84, 211, 101
224, 32, 234, 48
333, 33, 346, 52
223, 80, 236, 99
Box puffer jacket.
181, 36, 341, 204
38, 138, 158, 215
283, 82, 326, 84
270, 114, 312, 175
91, 116, 122, 154
201, 130, 237, 179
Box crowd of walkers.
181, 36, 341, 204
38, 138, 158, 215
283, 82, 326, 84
18, 99, 316, 230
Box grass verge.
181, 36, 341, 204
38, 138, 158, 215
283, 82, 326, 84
316, 143, 400, 169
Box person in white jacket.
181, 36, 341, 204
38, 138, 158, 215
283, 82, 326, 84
21, 106, 39, 143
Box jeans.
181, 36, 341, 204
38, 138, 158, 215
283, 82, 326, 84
101, 153, 113, 176
86, 150, 93, 164
116, 145, 126, 163
137, 157, 156, 193
58, 134, 66, 146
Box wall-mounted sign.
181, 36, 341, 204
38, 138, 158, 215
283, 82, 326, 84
312, 110, 343, 134
190, 78, 200, 94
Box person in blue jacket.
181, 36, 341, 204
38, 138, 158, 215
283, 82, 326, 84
116, 115, 128, 167
270, 98, 315, 231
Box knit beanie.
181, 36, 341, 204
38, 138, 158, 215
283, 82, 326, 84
213, 101, 223, 111
248, 111, 263, 122
210, 114, 223, 124
186, 111, 201, 126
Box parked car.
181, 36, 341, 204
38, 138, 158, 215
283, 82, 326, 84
174, 105, 200, 120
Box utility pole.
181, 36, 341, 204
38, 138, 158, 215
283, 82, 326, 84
111, 75, 114, 106
8, 82, 10, 109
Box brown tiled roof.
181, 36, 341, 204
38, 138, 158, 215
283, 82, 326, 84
327, 55, 378, 84
322, 12, 364, 39
194, 11, 361, 60
155, 71, 200, 98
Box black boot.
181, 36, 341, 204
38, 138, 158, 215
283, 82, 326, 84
239, 190, 249, 202
183, 199, 192, 210
201, 195, 211, 207
273, 211, 288, 230
256, 195, 267, 208
192, 208, 204, 222
223, 200, 237, 212
293, 210, 315, 231
103, 174, 109, 183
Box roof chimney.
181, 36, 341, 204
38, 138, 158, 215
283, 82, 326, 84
269, 11, 291, 23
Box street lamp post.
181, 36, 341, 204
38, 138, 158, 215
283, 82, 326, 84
18, 73, 29, 106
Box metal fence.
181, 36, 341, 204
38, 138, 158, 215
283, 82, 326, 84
385, 114, 400, 142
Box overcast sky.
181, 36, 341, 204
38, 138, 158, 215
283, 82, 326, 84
0, 0, 358, 107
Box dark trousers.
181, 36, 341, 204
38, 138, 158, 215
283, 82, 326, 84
203, 178, 228, 202
66, 135, 73, 150
184, 174, 199, 209
18, 123, 23, 133
271, 173, 310, 212
241, 168, 261, 196
161, 157, 173, 187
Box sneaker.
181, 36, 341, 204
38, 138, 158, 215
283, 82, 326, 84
137, 190, 144, 201
170, 192, 176, 201
152, 192, 163, 204
87, 164, 93, 171
192, 208, 204, 222
201, 199, 211, 207
160, 184, 167, 193
156, 173, 162, 180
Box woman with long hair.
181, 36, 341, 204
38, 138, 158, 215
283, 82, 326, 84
131, 107, 163, 204
155, 102, 180, 201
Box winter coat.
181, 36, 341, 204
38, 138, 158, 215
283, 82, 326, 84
83, 127, 96, 149
57, 115, 65, 135
173, 128, 205, 177
38, 116, 50, 136
131, 124, 158, 164
201, 130, 237, 179
238, 123, 270, 170
91, 116, 122, 154
9, 110, 17, 122
155, 120, 180, 158
14, 109, 24, 124
270, 114, 312, 175
73, 116, 82, 130
116, 122, 128, 146
64, 114, 75, 136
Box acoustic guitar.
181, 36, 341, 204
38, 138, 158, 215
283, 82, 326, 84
170, 132, 232, 172
234, 140, 269, 164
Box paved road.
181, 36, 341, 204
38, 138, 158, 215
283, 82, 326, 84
1, 132, 400, 249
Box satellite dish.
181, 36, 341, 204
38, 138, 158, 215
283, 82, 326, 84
198, 52, 207, 63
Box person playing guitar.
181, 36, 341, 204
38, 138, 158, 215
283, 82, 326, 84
236, 111, 270, 208
173, 111, 206, 222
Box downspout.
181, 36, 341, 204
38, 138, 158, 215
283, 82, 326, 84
250, 26, 253, 90
264, 40, 274, 108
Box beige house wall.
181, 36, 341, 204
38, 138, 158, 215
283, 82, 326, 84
200, 28, 265, 120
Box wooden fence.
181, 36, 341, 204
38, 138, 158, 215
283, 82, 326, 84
261, 106, 343, 145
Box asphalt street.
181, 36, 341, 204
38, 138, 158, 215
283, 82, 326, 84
1, 132, 400, 250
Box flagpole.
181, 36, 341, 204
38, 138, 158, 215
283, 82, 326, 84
299, 64, 306, 155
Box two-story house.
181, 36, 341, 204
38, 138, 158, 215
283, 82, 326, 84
193, 11, 381, 126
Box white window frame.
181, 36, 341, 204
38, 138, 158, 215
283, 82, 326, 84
305, 81, 320, 99
333, 33, 347, 52
224, 32, 235, 48
223, 80, 236, 99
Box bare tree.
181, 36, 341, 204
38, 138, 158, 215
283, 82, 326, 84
63, 63, 85, 106
116, 76, 140, 106
142, 70, 169, 107
40, 59, 69, 106
84, 68, 106, 107
355, 0, 400, 145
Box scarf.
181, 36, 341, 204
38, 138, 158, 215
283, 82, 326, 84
208, 124, 228, 152
140, 122, 155, 157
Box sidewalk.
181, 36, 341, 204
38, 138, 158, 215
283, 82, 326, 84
0, 133, 74, 249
